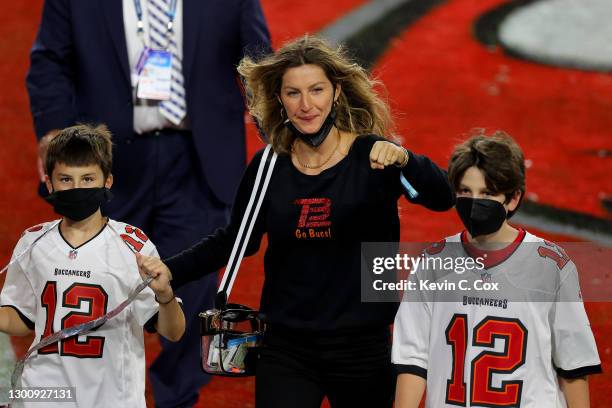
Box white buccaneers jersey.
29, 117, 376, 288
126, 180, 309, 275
0, 219, 160, 408
392, 230, 601, 408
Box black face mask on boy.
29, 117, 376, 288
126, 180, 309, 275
45, 187, 113, 222
455, 197, 507, 238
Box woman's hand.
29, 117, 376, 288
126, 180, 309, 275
369, 141, 409, 169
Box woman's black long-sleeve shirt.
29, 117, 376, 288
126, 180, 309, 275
166, 135, 454, 331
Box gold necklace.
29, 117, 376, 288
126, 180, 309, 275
292, 129, 341, 170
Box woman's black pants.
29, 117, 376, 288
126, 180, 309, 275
255, 326, 395, 408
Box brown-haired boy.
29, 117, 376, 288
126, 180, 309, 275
0, 124, 184, 407
392, 130, 601, 408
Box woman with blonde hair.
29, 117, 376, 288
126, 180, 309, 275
145, 35, 455, 407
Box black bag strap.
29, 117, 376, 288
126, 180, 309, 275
216, 145, 277, 309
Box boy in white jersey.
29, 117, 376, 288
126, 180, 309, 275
0, 124, 185, 407
392, 131, 601, 408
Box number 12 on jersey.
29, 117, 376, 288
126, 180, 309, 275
445, 314, 528, 407
39, 281, 109, 358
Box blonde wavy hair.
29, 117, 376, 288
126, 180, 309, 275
237, 35, 394, 154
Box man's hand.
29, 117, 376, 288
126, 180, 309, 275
369, 141, 409, 170
135, 253, 174, 303
37, 130, 60, 182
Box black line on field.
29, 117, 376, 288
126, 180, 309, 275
343, 0, 448, 69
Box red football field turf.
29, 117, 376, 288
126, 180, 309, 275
373, 0, 611, 219
1, 0, 610, 407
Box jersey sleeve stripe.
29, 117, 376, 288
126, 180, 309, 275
395, 364, 427, 379
144, 313, 158, 334
0, 305, 35, 330
555, 364, 603, 379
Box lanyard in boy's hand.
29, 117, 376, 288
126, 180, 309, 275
0, 220, 61, 276
11, 274, 154, 388
9, 221, 155, 389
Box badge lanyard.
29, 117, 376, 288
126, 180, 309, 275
132, 0, 178, 100
133, 0, 178, 49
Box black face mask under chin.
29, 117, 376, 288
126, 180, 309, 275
455, 197, 507, 238
284, 107, 337, 148
45, 187, 113, 222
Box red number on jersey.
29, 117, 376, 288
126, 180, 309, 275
445, 314, 468, 405
61, 283, 109, 358
27, 224, 44, 233
426, 239, 446, 256
125, 226, 148, 242
39, 282, 59, 354
120, 225, 149, 253
22, 223, 45, 237
445, 315, 528, 407
471, 317, 528, 407
537, 241, 570, 270
39, 282, 108, 358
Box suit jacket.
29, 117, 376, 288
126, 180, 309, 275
26, 0, 271, 204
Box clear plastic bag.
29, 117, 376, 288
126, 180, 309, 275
200, 305, 264, 376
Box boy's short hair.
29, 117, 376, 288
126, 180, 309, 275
45, 124, 113, 179
448, 129, 525, 218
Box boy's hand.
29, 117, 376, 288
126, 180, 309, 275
135, 253, 174, 303
369, 141, 409, 169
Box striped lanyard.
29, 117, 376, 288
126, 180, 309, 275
133, 0, 178, 38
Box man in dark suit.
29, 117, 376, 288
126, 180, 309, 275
26, 1, 271, 406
